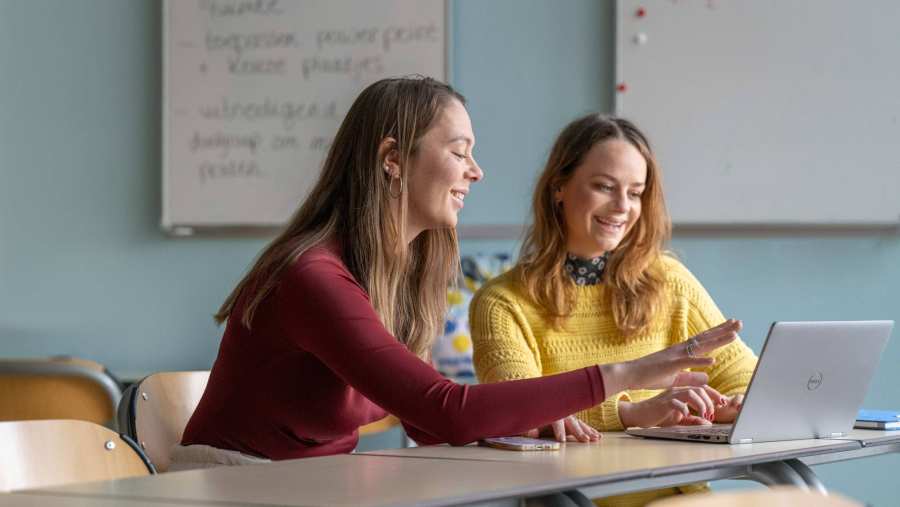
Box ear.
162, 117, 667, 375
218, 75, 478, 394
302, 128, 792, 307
553, 185, 564, 205
378, 137, 401, 178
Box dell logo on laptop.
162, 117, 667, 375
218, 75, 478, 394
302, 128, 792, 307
807, 371, 823, 390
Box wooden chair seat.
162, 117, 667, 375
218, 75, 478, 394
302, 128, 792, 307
0, 419, 153, 492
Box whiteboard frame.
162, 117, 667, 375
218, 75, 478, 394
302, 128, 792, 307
160, 0, 173, 233
613, 0, 900, 227
160, 0, 452, 236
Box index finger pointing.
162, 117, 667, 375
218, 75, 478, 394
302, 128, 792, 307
698, 319, 741, 340
695, 331, 738, 355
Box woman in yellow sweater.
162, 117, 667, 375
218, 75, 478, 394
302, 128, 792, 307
469, 114, 758, 507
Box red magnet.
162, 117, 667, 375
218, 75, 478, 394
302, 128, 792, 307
616, 83, 628, 93
636, 7, 646, 18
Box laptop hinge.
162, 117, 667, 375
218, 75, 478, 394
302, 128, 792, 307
737, 438, 753, 444
830, 432, 844, 437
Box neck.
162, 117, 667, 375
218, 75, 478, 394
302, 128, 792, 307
388, 197, 423, 244
566, 247, 607, 259
405, 224, 424, 244
564, 251, 608, 286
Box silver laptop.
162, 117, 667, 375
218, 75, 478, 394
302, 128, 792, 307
627, 321, 893, 444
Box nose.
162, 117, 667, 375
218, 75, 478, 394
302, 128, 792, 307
466, 157, 484, 182
612, 190, 629, 212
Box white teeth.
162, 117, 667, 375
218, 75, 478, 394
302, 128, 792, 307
451, 191, 464, 200
595, 217, 623, 228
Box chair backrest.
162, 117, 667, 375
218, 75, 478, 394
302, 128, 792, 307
0, 357, 123, 427
0, 419, 153, 492
359, 414, 400, 435
118, 371, 209, 472
647, 486, 862, 507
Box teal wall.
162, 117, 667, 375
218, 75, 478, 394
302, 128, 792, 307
1, 0, 898, 503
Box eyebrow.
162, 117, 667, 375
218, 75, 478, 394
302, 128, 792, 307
447, 135, 474, 146
593, 173, 645, 187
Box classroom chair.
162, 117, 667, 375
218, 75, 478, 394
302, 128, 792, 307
117, 370, 209, 473
118, 370, 407, 470
0, 419, 154, 492
359, 414, 401, 435
357, 414, 410, 451
0, 356, 123, 428
646, 486, 862, 507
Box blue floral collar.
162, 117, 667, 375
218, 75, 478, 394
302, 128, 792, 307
564, 253, 608, 286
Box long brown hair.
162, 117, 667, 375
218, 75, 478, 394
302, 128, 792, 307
215, 77, 464, 358
516, 114, 671, 335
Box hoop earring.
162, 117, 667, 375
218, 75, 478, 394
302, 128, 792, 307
388, 176, 403, 198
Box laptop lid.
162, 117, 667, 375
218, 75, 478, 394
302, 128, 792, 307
729, 320, 893, 444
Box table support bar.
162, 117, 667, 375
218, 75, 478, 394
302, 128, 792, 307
741, 459, 827, 493
785, 458, 828, 494
744, 460, 808, 489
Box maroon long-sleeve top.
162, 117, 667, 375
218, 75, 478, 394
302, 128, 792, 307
182, 244, 607, 460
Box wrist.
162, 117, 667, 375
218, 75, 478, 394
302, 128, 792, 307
598, 361, 634, 395
618, 400, 636, 428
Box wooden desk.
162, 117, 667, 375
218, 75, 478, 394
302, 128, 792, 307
834, 429, 900, 447
365, 433, 860, 497
17, 434, 888, 507
21, 454, 577, 507
0, 493, 206, 507
801, 429, 900, 469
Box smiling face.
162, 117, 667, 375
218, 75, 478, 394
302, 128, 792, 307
555, 139, 648, 258
403, 99, 483, 238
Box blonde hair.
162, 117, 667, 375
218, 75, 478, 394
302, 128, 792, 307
516, 114, 671, 336
215, 77, 464, 358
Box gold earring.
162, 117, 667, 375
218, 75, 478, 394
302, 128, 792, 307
388, 176, 403, 198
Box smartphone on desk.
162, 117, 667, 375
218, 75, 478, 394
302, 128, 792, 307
479, 436, 561, 451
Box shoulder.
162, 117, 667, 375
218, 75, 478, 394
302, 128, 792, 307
471, 270, 526, 311
654, 254, 707, 298
281, 245, 364, 295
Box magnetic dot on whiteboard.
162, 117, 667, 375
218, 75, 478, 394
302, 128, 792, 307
634, 33, 648, 45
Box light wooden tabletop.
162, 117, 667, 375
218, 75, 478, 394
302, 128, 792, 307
21, 434, 869, 507
364, 433, 859, 478
0, 493, 208, 507
836, 429, 900, 446
24, 454, 577, 507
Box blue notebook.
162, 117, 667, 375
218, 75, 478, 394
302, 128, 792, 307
855, 409, 900, 430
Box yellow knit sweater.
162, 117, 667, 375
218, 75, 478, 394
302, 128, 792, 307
470, 255, 758, 507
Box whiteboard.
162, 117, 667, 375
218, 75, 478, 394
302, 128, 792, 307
616, 0, 900, 225
162, 0, 447, 230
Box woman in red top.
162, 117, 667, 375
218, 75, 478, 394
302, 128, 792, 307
181, 77, 739, 463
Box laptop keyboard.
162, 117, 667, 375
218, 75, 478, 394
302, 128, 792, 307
661, 424, 732, 436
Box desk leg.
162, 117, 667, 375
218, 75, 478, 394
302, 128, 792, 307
784, 458, 828, 494
459, 500, 519, 507
744, 460, 809, 489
